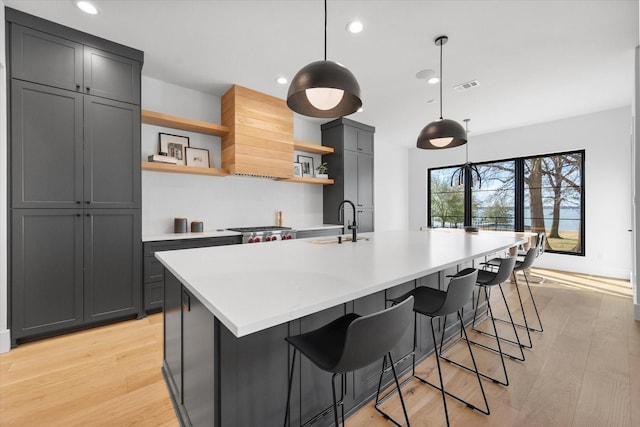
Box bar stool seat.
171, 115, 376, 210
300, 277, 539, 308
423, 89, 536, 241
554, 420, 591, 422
283, 296, 415, 427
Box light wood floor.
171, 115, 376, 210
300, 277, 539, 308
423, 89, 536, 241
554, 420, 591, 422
1, 269, 638, 427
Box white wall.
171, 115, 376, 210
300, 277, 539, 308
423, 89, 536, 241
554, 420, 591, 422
141, 77, 412, 234
374, 141, 409, 231
1, 1, 11, 354
410, 107, 633, 280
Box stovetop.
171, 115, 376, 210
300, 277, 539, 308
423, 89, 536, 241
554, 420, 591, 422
227, 226, 292, 233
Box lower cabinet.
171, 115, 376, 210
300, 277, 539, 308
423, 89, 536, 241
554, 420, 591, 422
295, 228, 342, 240
11, 208, 141, 343
143, 235, 242, 311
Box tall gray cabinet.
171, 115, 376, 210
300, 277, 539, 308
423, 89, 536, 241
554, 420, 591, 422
7, 8, 143, 344
321, 118, 375, 233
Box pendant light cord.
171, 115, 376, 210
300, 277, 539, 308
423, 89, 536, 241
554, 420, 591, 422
324, 0, 327, 61
439, 39, 443, 119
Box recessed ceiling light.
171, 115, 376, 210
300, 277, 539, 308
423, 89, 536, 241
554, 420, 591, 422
416, 69, 439, 84
76, 1, 98, 15
276, 77, 288, 85
346, 21, 364, 34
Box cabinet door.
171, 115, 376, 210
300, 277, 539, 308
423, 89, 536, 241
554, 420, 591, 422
164, 271, 183, 404
357, 129, 374, 155
182, 288, 216, 426
84, 96, 141, 209
84, 209, 142, 322
357, 209, 374, 233
10, 24, 83, 92
11, 80, 83, 208
356, 153, 374, 209
84, 46, 141, 104
11, 209, 84, 341
343, 150, 358, 204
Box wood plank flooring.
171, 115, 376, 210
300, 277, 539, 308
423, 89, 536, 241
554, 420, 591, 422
0, 268, 638, 426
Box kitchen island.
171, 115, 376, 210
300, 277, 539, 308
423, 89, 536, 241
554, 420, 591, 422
156, 230, 526, 426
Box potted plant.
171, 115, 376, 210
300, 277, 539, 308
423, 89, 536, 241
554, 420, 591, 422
315, 162, 329, 179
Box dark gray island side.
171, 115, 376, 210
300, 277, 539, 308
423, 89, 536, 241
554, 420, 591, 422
156, 230, 525, 426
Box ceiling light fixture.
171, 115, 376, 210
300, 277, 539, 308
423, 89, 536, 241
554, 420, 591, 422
76, 1, 98, 15
417, 36, 467, 149
287, 0, 362, 118
415, 69, 439, 85
450, 119, 481, 188
346, 20, 364, 34
276, 77, 288, 85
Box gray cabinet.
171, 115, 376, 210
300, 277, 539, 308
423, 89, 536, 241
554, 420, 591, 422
11, 209, 141, 341
84, 210, 142, 322
145, 236, 241, 311
11, 80, 140, 209
7, 8, 144, 345
322, 118, 375, 233
11, 24, 141, 104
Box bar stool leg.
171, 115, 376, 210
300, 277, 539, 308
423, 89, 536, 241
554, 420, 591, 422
331, 373, 341, 427
521, 270, 544, 332
429, 317, 451, 427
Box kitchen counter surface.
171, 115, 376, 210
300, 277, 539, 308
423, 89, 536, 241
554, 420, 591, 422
142, 230, 241, 242
294, 224, 343, 231
155, 229, 525, 337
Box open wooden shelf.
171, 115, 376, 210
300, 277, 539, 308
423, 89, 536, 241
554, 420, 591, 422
277, 176, 334, 185
293, 140, 334, 155
142, 110, 230, 137
142, 161, 229, 177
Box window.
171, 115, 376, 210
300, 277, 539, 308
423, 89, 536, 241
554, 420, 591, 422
428, 167, 464, 228
428, 150, 585, 256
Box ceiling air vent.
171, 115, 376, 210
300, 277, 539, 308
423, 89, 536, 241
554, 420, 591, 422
453, 80, 480, 92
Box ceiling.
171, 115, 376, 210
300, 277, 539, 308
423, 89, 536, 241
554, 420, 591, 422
5, 0, 638, 148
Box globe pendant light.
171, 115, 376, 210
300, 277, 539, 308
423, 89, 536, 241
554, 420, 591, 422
287, 0, 362, 118
417, 36, 467, 149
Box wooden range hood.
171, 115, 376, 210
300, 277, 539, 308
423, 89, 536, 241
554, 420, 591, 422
221, 85, 294, 178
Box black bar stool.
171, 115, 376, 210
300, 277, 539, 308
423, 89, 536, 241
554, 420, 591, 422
379, 268, 489, 427
283, 296, 415, 427
485, 245, 544, 343
458, 255, 524, 387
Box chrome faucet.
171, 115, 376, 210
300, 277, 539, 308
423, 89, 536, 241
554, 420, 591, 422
337, 200, 357, 242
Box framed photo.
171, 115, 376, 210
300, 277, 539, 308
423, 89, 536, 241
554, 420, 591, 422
159, 133, 189, 165
185, 147, 210, 168
293, 162, 303, 177
297, 155, 314, 177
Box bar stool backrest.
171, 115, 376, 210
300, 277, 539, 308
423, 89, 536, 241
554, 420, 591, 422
487, 255, 517, 286
432, 268, 478, 317
516, 246, 539, 271
332, 296, 414, 374
537, 232, 546, 256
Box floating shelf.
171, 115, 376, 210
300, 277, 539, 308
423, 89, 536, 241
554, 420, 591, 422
142, 162, 229, 177
277, 176, 334, 185
293, 140, 334, 155
142, 110, 229, 137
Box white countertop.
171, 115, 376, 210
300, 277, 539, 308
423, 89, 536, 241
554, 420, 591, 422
142, 225, 342, 242
155, 230, 526, 338
143, 230, 241, 242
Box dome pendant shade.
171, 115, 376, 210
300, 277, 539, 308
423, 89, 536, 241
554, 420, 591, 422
287, 60, 362, 118
417, 118, 467, 149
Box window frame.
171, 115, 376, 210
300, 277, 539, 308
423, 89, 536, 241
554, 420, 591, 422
427, 149, 585, 256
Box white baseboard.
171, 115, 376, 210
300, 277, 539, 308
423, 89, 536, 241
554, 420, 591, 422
0, 329, 11, 353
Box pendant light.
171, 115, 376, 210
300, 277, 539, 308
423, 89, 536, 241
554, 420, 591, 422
451, 119, 481, 188
287, 0, 362, 118
417, 36, 467, 149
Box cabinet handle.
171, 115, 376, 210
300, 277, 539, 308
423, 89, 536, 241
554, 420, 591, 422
76, 201, 81, 204
86, 86, 91, 92
76, 213, 81, 217
85, 201, 91, 204
76, 84, 81, 90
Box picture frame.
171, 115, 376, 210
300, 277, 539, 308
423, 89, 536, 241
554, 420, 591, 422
185, 147, 210, 168
159, 133, 189, 165
293, 162, 303, 177
297, 155, 314, 177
